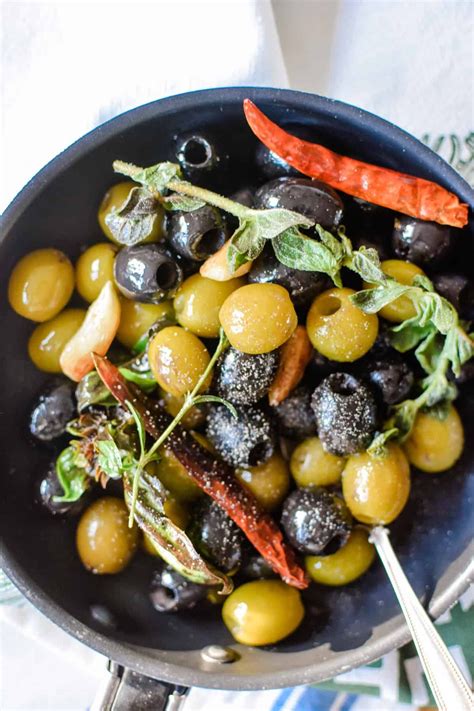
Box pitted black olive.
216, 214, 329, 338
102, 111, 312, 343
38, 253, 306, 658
272, 385, 317, 440
392, 216, 454, 267
206, 404, 276, 468
189, 499, 245, 572
150, 565, 207, 612
30, 381, 76, 441
231, 187, 255, 207
255, 125, 316, 179
167, 205, 228, 261
366, 356, 414, 406
176, 134, 217, 175
215, 347, 280, 405
249, 245, 330, 306
281, 487, 352, 555
37, 463, 87, 516
311, 373, 379, 456
433, 273, 474, 321
114, 244, 182, 303
255, 177, 344, 232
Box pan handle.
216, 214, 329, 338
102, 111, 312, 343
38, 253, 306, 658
91, 660, 189, 711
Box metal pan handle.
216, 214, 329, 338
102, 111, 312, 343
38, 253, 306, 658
91, 660, 189, 711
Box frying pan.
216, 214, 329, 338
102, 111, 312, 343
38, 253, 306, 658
1, 88, 473, 709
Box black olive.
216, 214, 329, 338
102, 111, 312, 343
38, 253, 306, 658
255, 177, 344, 232
255, 124, 316, 179
281, 487, 352, 555
189, 499, 245, 572
167, 206, 228, 261
176, 134, 217, 176
272, 385, 317, 440
206, 404, 276, 468
30, 381, 76, 442
433, 273, 474, 321
230, 187, 255, 207
214, 347, 279, 405
149, 565, 207, 613
392, 216, 454, 267
114, 244, 182, 303
311, 373, 379, 456
37, 463, 86, 516
369, 321, 395, 357
365, 356, 414, 406
454, 360, 474, 384
248, 245, 330, 306
240, 555, 275, 580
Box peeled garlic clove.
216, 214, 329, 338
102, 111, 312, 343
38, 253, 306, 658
60, 281, 121, 381
200, 239, 252, 281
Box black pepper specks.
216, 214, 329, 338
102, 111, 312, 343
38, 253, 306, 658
206, 404, 276, 468
214, 347, 279, 405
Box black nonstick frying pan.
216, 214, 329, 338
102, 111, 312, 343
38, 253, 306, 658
1, 88, 473, 709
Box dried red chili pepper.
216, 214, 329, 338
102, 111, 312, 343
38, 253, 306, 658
93, 354, 309, 589
244, 99, 468, 228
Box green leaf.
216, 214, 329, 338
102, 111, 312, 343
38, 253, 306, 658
76, 371, 116, 412
104, 186, 159, 246
390, 317, 434, 353
413, 274, 434, 292
414, 331, 443, 373
367, 428, 400, 457
349, 246, 387, 284
248, 207, 314, 241
192, 394, 238, 419
273, 228, 341, 284
350, 282, 412, 313
226, 242, 252, 272
230, 220, 266, 259
447, 327, 474, 376
126, 400, 146, 458
54, 447, 89, 503
123, 470, 232, 593
113, 160, 182, 194
119, 366, 157, 393
96, 439, 123, 480
163, 193, 206, 211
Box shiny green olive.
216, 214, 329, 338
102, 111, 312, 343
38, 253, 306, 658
159, 389, 205, 429
305, 527, 375, 585
98, 181, 165, 244
364, 260, 425, 323
404, 406, 464, 472
152, 447, 202, 503
222, 580, 304, 646
116, 299, 174, 350
75, 243, 117, 302
236, 454, 290, 511
174, 273, 245, 337
290, 437, 345, 487
76, 497, 139, 574
148, 326, 211, 397
28, 308, 86, 372
8, 249, 74, 322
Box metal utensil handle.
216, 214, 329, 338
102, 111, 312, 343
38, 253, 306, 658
370, 526, 473, 711
91, 661, 188, 711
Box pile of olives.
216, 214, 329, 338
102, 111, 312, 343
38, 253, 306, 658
9, 135, 469, 649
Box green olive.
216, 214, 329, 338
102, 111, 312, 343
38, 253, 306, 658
307, 287, 378, 362
152, 447, 202, 502
364, 260, 425, 323
222, 580, 304, 646
76, 497, 139, 574
148, 326, 211, 397
174, 273, 245, 337
305, 527, 375, 586
342, 444, 410, 525
8, 248, 74, 322
403, 406, 464, 472
117, 299, 174, 350
98, 181, 165, 244
290, 437, 345, 487
28, 308, 86, 372
75, 243, 117, 302
236, 454, 290, 511
159, 389, 205, 429
219, 283, 298, 354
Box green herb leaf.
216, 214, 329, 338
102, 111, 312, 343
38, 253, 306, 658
227, 242, 253, 272
54, 447, 89, 503
76, 371, 116, 412
113, 160, 182, 194
413, 274, 434, 292
192, 394, 238, 419
414, 331, 443, 373
273, 227, 341, 285
390, 317, 435, 352
96, 439, 123, 480
123, 470, 232, 593
163, 193, 206, 211
349, 246, 387, 284
350, 282, 412, 313
119, 366, 157, 393
104, 186, 159, 246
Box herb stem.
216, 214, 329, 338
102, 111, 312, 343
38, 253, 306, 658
167, 180, 250, 219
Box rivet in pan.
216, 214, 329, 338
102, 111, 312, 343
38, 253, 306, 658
200, 644, 239, 664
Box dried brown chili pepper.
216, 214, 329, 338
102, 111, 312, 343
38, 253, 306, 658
93, 354, 309, 589
243, 99, 468, 228
268, 326, 313, 406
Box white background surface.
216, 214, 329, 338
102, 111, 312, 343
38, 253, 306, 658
1, 1, 472, 709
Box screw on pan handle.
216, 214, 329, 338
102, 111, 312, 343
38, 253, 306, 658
91, 661, 189, 711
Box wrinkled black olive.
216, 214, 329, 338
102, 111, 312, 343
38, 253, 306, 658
206, 404, 276, 468
37, 463, 86, 516
255, 125, 316, 179
249, 245, 330, 307
281, 488, 352, 555
214, 347, 279, 405
240, 555, 275, 580
272, 385, 317, 440
366, 356, 414, 406
189, 499, 245, 572
392, 216, 454, 267
114, 244, 182, 303
30, 381, 75, 442
255, 177, 344, 232
176, 134, 217, 176
150, 566, 207, 613
167, 205, 228, 261
433, 273, 474, 321
311, 373, 379, 456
